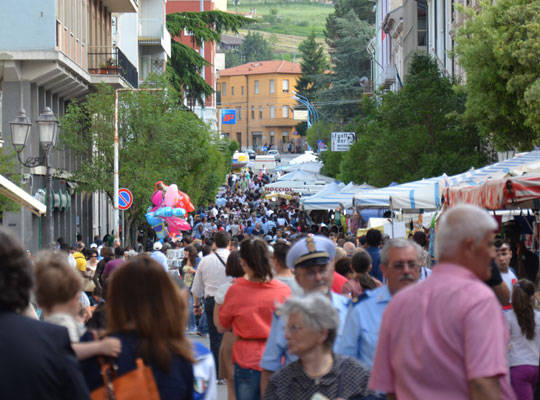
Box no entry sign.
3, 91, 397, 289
118, 188, 133, 210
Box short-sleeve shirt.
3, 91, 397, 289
369, 263, 515, 400
219, 278, 291, 371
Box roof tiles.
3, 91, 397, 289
219, 60, 301, 77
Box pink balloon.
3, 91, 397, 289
150, 191, 163, 211
164, 184, 180, 208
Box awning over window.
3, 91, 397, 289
0, 175, 46, 216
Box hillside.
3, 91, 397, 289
228, 0, 333, 59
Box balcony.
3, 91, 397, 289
138, 18, 171, 57
88, 46, 138, 88
102, 0, 138, 12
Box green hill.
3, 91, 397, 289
228, 1, 333, 59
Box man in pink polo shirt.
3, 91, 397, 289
369, 204, 516, 400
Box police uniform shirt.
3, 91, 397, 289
335, 284, 392, 369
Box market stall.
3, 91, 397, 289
445, 174, 540, 210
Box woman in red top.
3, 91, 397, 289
219, 238, 291, 400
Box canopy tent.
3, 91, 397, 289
0, 174, 46, 216
276, 161, 323, 174
277, 169, 333, 183
288, 151, 319, 165
353, 177, 443, 212
264, 179, 332, 196
353, 150, 540, 212
303, 182, 375, 210
444, 150, 540, 187
445, 174, 540, 210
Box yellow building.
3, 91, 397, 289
217, 60, 301, 152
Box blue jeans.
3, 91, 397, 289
187, 293, 196, 332
234, 364, 261, 400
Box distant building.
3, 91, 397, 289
217, 60, 301, 152
167, 0, 226, 131
219, 34, 244, 52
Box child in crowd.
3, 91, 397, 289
34, 251, 121, 360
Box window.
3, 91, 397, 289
270, 79, 275, 93
282, 106, 289, 118
231, 86, 235, 96
254, 80, 259, 94
236, 132, 242, 148
270, 106, 275, 119
270, 131, 275, 146
251, 106, 255, 119
259, 107, 263, 119
221, 83, 226, 97
241, 86, 244, 95
236, 107, 242, 120
282, 79, 289, 93
184, 28, 193, 36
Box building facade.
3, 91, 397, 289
0, 0, 173, 251
166, 0, 224, 131
217, 60, 301, 152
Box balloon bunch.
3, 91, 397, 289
145, 181, 194, 241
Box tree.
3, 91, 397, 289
338, 53, 487, 186
166, 11, 250, 105
59, 80, 229, 245
455, 0, 540, 150
295, 30, 329, 100
0, 151, 22, 221
225, 31, 274, 68
317, 10, 373, 124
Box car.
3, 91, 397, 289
246, 149, 256, 160
268, 149, 281, 162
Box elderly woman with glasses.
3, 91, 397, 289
264, 293, 373, 400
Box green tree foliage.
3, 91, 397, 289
166, 11, 251, 105
455, 0, 540, 150
59, 81, 228, 243
295, 30, 329, 100
338, 53, 487, 186
225, 31, 275, 68
0, 151, 22, 220
317, 10, 372, 124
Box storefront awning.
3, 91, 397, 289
0, 175, 46, 216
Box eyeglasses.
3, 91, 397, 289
285, 324, 305, 334
391, 261, 419, 270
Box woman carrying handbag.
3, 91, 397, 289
81, 256, 194, 400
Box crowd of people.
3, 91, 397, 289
1, 168, 540, 400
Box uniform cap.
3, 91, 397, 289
286, 235, 336, 269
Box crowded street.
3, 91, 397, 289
1, 0, 540, 398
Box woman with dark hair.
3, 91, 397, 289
505, 279, 540, 400
219, 239, 291, 400
342, 250, 383, 298
183, 245, 199, 334
82, 256, 194, 399
214, 251, 246, 399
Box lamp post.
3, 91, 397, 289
9, 107, 59, 249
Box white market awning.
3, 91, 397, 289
0, 174, 46, 216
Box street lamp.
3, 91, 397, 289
9, 106, 59, 249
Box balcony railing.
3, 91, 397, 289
88, 46, 138, 88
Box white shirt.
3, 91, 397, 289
191, 248, 231, 299
501, 269, 518, 300
505, 309, 540, 367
